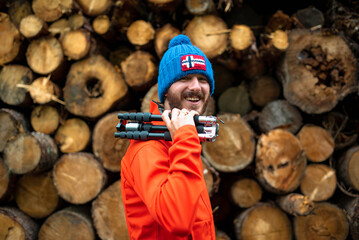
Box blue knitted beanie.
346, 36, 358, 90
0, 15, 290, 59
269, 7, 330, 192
157, 34, 214, 103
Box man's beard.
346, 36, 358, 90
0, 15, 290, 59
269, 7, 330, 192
166, 90, 210, 115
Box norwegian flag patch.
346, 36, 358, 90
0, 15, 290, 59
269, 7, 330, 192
181, 55, 206, 71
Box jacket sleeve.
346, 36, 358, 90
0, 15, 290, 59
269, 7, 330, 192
130, 124, 206, 236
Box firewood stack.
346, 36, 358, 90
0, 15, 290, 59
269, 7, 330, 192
0, 0, 358, 239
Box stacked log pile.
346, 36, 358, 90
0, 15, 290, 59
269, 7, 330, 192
0, 0, 358, 239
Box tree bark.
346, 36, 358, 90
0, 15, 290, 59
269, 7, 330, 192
202, 113, 255, 172
15, 171, 60, 219
255, 129, 307, 194
91, 180, 130, 240
300, 164, 337, 202
38, 206, 95, 240
297, 124, 335, 163
234, 202, 292, 240
53, 152, 107, 204
54, 118, 91, 153
294, 202, 349, 240
64, 54, 128, 118
92, 112, 130, 172
0, 206, 39, 240
4, 132, 58, 174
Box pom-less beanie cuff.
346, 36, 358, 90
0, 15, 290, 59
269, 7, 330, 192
158, 35, 214, 103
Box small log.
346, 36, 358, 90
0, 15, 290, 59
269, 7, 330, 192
238, 55, 267, 80
30, 105, 60, 135
91, 180, 130, 240
337, 145, 359, 191
215, 229, 231, 240
92, 112, 130, 172
0, 108, 29, 152
0, 65, 33, 106
0, 157, 16, 202
300, 164, 337, 202
38, 206, 95, 240
202, 113, 255, 172
249, 75, 281, 107
77, 0, 112, 16
0, 12, 23, 65
15, 172, 59, 219
32, 0, 72, 22
111, 1, 144, 35
54, 118, 91, 153
185, 0, 216, 15
202, 155, 220, 197
120, 50, 157, 91
276, 30, 358, 114
92, 15, 111, 35
48, 18, 71, 37
147, 0, 182, 10
255, 129, 307, 194
0, 206, 39, 240
230, 178, 262, 208
297, 124, 335, 162
141, 83, 160, 112
234, 202, 292, 240
184, 15, 229, 59
126, 20, 155, 47
258, 99, 303, 134
7, 0, 33, 28
68, 13, 87, 30
276, 193, 314, 216
16, 76, 64, 105
154, 23, 180, 59
60, 29, 91, 60
264, 10, 292, 34
229, 24, 256, 59
108, 45, 132, 68
53, 152, 107, 204
19, 14, 47, 38
294, 202, 349, 240
26, 36, 64, 75
3, 132, 59, 174
64, 54, 128, 118
218, 84, 252, 115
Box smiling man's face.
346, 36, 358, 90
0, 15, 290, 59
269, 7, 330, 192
164, 74, 210, 115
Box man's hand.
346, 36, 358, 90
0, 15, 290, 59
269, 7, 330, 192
162, 108, 199, 141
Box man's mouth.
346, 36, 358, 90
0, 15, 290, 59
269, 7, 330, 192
183, 92, 203, 103
185, 96, 200, 102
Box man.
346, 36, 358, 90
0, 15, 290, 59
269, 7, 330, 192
121, 34, 216, 239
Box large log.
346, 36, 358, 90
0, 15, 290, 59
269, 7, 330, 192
202, 113, 255, 172
337, 145, 359, 191
0, 157, 16, 202
234, 202, 292, 240
255, 129, 307, 194
0, 206, 39, 240
38, 206, 95, 240
32, 0, 72, 22
294, 202, 349, 240
0, 108, 29, 152
91, 180, 130, 240
276, 30, 358, 114
53, 152, 107, 204
217, 84, 252, 115
15, 172, 59, 219
64, 54, 128, 118
276, 193, 314, 216
92, 112, 130, 172
3, 132, 58, 174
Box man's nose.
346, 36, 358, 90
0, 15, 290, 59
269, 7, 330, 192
188, 77, 201, 90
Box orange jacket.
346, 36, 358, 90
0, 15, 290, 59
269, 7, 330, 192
120, 102, 216, 239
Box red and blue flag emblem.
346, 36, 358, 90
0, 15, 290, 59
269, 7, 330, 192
181, 55, 206, 71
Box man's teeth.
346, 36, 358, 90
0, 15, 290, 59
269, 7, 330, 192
186, 97, 199, 101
